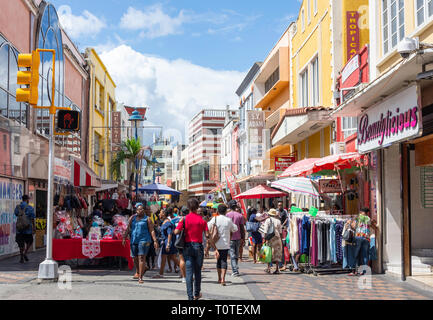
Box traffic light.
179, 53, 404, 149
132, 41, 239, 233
16, 51, 40, 105
57, 110, 80, 131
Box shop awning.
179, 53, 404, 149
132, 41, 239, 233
95, 183, 118, 192
272, 107, 334, 146
278, 152, 365, 178
236, 173, 275, 184
332, 49, 433, 117
71, 157, 101, 188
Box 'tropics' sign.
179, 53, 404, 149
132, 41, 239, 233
357, 85, 422, 153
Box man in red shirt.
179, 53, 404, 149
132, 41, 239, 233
174, 198, 209, 300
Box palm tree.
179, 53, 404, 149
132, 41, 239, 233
110, 138, 153, 199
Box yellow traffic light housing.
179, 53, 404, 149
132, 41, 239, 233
16, 51, 40, 105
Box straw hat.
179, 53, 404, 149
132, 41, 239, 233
268, 209, 278, 217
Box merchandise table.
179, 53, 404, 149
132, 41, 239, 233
53, 239, 134, 270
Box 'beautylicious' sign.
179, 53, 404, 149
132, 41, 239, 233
357, 85, 422, 153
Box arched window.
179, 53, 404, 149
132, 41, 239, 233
0, 34, 28, 126
35, 2, 65, 136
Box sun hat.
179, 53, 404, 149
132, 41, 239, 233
268, 208, 278, 217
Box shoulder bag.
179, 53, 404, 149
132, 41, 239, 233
174, 218, 186, 249
209, 216, 220, 245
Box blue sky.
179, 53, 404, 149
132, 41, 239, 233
49, 0, 301, 144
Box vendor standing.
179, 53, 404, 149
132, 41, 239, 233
123, 203, 159, 284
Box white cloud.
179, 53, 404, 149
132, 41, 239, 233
119, 5, 187, 39
99, 45, 245, 144
58, 5, 106, 39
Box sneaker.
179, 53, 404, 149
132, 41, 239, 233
231, 272, 240, 277
181, 278, 186, 283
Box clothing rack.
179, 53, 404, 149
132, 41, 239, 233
286, 213, 356, 276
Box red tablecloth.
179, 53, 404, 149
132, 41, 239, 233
53, 239, 134, 270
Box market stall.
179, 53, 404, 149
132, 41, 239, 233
278, 152, 368, 215
52, 238, 134, 270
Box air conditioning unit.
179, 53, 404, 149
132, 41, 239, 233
330, 142, 346, 155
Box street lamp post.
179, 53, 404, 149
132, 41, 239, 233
128, 109, 144, 202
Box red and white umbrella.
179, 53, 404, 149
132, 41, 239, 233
234, 184, 288, 200
279, 153, 365, 178
278, 158, 319, 178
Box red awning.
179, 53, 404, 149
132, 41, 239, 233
234, 184, 287, 200
71, 157, 101, 188
279, 152, 366, 178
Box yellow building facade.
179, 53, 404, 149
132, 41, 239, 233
270, 0, 369, 163
253, 29, 292, 174
85, 48, 117, 180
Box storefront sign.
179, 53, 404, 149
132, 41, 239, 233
54, 158, 71, 184
225, 171, 247, 218
275, 157, 296, 174
247, 111, 266, 160
358, 85, 422, 153
319, 179, 343, 194
341, 54, 359, 84
0, 178, 24, 257
347, 11, 360, 61
112, 112, 121, 152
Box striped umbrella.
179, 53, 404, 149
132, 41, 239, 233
271, 177, 321, 198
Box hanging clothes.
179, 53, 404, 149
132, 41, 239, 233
310, 219, 318, 266
330, 220, 337, 263
335, 220, 344, 263
289, 217, 299, 255
301, 215, 311, 255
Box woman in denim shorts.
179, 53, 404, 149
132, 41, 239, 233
123, 203, 159, 284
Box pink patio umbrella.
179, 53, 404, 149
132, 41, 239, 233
234, 184, 288, 200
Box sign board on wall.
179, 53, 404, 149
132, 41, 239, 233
347, 11, 360, 62
54, 158, 71, 184
112, 112, 121, 152
247, 111, 266, 160
319, 179, 343, 194
357, 85, 422, 153
275, 157, 296, 176
225, 171, 247, 218
0, 178, 24, 257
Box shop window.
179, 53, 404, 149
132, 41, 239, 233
382, 0, 405, 55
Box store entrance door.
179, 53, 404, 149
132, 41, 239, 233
36, 190, 47, 218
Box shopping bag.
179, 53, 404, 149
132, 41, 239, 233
259, 245, 272, 263
284, 246, 290, 262
156, 248, 171, 272
246, 222, 260, 233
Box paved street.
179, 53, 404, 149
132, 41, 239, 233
0, 249, 432, 300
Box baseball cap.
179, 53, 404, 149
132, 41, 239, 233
228, 200, 238, 209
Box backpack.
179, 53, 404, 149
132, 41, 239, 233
209, 216, 220, 245
16, 204, 31, 232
